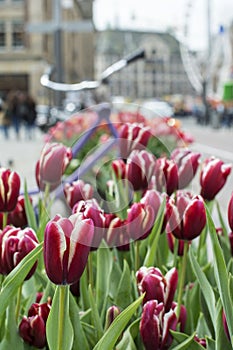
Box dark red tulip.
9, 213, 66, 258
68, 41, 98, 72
19, 301, 51, 349
36, 142, 72, 191
171, 302, 187, 332
167, 190, 206, 241
127, 202, 155, 241
140, 300, 177, 350
171, 148, 200, 189
136, 266, 178, 311
228, 192, 233, 232
167, 231, 186, 256
111, 159, 126, 179
200, 157, 231, 201
222, 310, 230, 341
194, 335, 207, 348
44, 213, 94, 285
0, 226, 38, 279
64, 180, 93, 209
72, 199, 105, 249
126, 150, 156, 191
155, 157, 179, 195
0, 167, 20, 212
106, 216, 130, 251
8, 195, 32, 227
118, 122, 151, 158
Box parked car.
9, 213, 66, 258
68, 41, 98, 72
140, 100, 174, 119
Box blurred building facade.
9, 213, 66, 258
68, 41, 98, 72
0, 0, 95, 104
95, 29, 195, 100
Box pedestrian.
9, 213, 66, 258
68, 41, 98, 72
5, 91, 22, 139
0, 97, 11, 139
21, 93, 37, 139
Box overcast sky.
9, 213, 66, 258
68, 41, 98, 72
93, 0, 233, 51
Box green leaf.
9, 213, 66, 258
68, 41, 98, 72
88, 284, 103, 340
96, 241, 113, 313
171, 331, 205, 350
189, 248, 216, 334
24, 181, 38, 231
69, 294, 90, 350
206, 337, 216, 350
0, 243, 43, 318
206, 206, 233, 347
143, 198, 165, 266
0, 298, 24, 350
93, 294, 144, 350
46, 285, 74, 350
116, 260, 132, 309
116, 318, 140, 350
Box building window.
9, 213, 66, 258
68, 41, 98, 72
12, 21, 24, 48
0, 22, 5, 48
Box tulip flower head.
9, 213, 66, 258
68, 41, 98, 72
19, 300, 51, 349
136, 266, 178, 310
167, 190, 206, 241
171, 148, 200, 189
0, 167, 20, 212
228, 192, 233, 232
64, 179, 94, 209
140, 299, 178, 350
0, 226, 38, 279
8, 195, 32, 227
36, 142, 72, 192
155, 157, 179, 195
118, 122, 151, 158
44, 213, 94, 285
200, 157, 231, 201
126, 149, 156, 191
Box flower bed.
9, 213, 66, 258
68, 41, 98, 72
0, 111, 232, 350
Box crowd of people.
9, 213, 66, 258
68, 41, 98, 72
0, 90, 37, 140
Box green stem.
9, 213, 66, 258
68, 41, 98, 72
176, 241, 189, 319
88, 253, 93, 289
15, 284, 22, 322
57, 286, 66, 350
135, 240, 140, 272
3, 212, 8, 228
133, 191, 141, 203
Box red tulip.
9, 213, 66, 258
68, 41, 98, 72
8, 195, 32, 227
200, 157, 231, 201
44, 213, 94, 285
127, 202, 155, 241
0, 226, 38, 279
118, 122, 151, 158
72, 199, 105, 249
64, 180, 93, 209
105, 305, 121, 329
228, 192, 233, 232
0, 167, 20, 212
126, 150, 156, 191
36, 142, 72, 191
136, 266, 178, 311
140, 300, 177, 350
111, 159, 126, 179
155, 157, 178, 195
167, 190, 206, 241
171, 148, 200, 189
106, 216, 130, 251
167, 231, 186, 256
19, 300, 51, 349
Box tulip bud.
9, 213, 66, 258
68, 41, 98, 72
36, 142, 72, 192
106, 216, 130, 251
167, 190, 206, 241
0, 167, 20, 212
0, 226, 38, 279
171, 148, 200, 189
155, 157, 178, 195
228, 192, 233, 232
194, 335, 207, 348
19, 301, 51, 349
222, 310, 230, 341
64, 180, 94, 209
104, 305, 121, 330
200, 157, 231, 201
8, 195, 32, 227
126, 150, 156, 191
136, 266, 178, 311
140, 300, 177, 350
118, 122, 151, 158
44, 213, 94, 285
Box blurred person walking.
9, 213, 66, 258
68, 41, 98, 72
19, 93, 37, 139
5, 91, 22, 139
0, 97, 11, 139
